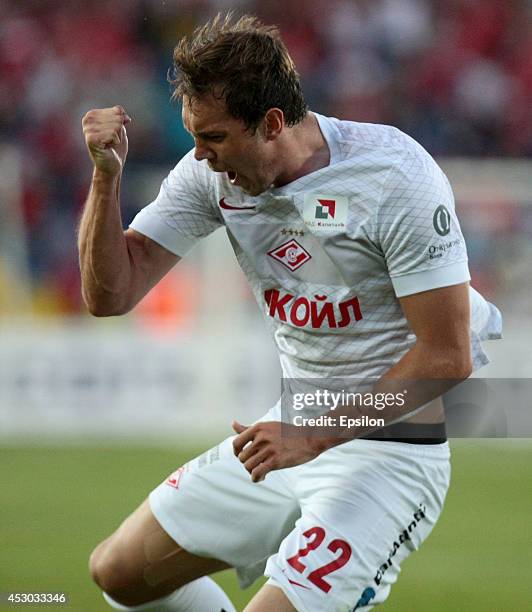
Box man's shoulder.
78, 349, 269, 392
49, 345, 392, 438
320, 114, 432, 168
322, 114, 401, 147
164, 149, 214, 193
332, 116, 401, 143
173, 148, 210, 176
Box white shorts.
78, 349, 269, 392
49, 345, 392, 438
149, 430, 450, 611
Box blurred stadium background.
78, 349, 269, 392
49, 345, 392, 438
1, 0, 531, 609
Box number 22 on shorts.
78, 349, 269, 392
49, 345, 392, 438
286, 526, 352, 593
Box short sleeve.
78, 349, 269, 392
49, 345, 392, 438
377, 143, 470, 297
130, 150, 224, 257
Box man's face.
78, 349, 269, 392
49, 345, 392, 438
182, 95, 275, 196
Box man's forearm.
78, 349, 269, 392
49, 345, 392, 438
306, 340, 473, 453
78, 170, 132, 315
233, 340, 472, 482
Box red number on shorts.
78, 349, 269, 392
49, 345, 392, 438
307, 539, 352, 593
286, 527, 352, 593
287, 526, 326, 573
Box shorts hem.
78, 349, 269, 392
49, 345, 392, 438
266, 576, 308, 612
148, 489, 262, 589
148, 490, 199, 557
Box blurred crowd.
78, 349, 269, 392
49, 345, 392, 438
1, 0, 531, 315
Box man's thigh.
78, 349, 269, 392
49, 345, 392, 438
90, 498, 229, 606
93, 435, 299, 603
149, 437, 300, 587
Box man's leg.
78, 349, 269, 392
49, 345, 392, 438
244, 584, 296, 612
89, 435, 299, 610
89, 498, 233, 609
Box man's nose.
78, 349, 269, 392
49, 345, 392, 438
194, 139, 215, 162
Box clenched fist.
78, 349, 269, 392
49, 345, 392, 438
82, 105, 131, 176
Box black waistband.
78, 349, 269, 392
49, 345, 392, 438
362, 421, 447, 445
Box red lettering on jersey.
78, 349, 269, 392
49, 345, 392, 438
264, 290, 363, 329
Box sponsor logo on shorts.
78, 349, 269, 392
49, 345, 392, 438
281, 568, 311, 590
353, 586, 376, 609
287, 578, 310, 590
373, 502, 427, 586
165, 466, 186, 489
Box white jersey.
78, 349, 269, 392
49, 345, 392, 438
131, 113, 502, 380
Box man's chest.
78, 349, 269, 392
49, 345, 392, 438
217, 190, 386, 290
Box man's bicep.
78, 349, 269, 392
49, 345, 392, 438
398, 282, 471, 351
125, 228, 181, 306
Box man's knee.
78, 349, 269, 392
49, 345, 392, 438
88, 498, 169, 602
89, 538, 135, 595
89, 525, 231, 607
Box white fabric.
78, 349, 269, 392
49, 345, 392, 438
149, 435, 450, 611
131, 113, 502, 380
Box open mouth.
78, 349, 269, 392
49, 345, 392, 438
227, 170, 238, 184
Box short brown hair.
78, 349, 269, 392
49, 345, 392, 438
170, 13, 308, 131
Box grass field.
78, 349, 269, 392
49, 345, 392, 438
1, 441, 531, 611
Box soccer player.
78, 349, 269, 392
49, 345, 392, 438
80, 14, 502, 612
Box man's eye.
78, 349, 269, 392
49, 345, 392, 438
208, 135, 225, 142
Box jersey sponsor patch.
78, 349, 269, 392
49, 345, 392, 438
303, 194, 348, 231
264, 289, 363, 329
433, 205, 451, 236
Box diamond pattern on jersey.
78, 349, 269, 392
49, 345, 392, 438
131, 116, 500, 379
131, 151, 224, 253
377, 146, 467, 283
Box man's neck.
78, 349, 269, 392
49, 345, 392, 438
272, 113, 330, 188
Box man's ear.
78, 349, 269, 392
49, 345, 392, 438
262, 108, 284, 141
